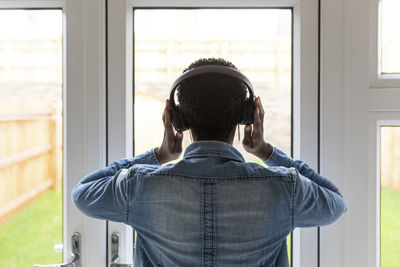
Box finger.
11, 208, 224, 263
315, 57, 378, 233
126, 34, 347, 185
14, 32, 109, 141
163, 100, 174, 134
258, 97, 265, 120
257, 97, 265, 132
242, 125, 253, 148
162, 104, 168, 139
253, 102, 261, 130
163, 116, 176, 152
163, 100, 170, 123
252, 98, 264, 140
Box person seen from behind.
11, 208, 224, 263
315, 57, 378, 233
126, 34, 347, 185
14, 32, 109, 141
72, 57, 347, 267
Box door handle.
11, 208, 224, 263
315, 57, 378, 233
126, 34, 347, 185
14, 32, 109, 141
34, 233, 81, 267
109, 232, 134, 267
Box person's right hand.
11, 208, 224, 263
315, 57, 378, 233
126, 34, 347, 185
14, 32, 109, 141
155, 99, 184, 165
242, 96, 273, 161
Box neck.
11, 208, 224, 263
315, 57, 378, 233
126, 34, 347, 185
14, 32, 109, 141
191, 127, 236, 145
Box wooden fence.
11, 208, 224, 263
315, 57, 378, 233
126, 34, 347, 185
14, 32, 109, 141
381, 126, 400, 192
0, 104, 62, 224
134, 39, 291, 89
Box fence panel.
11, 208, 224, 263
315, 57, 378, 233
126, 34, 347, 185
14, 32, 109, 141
381, 127, 400, 192
0, 105, 62, 224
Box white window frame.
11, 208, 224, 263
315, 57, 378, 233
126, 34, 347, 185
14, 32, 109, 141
321, 0, 400, 266
367, 0, 400, 266
107, 0, 319, 266
369, 0, 400, 88
0, 0, 108, 266
368, 116, 400, 266
63, 0, 108, 266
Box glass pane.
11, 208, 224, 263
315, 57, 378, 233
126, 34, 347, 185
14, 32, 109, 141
134, 9, 292, 263
381, 0, 400, 73
0, 10, 63, 266
380, 126, 400, 266
134, 9, 292, 157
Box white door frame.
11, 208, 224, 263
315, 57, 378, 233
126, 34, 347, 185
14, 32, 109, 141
107, 0, 320, 266
0, 0, 108, 266
367, 1, 400, 263
63, 0, 107, 266
319, 0, 400, 266
319, 0, 345, 266
106, 0, 135, 263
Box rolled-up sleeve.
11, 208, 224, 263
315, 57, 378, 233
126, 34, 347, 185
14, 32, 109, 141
265, 147, 347, 228
71, 148, 160, 222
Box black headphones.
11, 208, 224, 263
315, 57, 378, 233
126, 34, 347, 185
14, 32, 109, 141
169, 65, 255, 132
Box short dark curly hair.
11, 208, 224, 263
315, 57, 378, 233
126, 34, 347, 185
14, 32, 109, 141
177, 58, 247, 141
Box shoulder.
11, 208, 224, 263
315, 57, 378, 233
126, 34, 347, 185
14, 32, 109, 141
125, 163, 162, 179
245, 162, 298, 182
125, 160, 297, 183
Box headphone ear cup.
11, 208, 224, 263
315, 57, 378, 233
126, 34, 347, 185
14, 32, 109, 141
241, 98, 255, 125
178, 108, 189, 131
171, 105, 188, 132
170, 105, 181, 131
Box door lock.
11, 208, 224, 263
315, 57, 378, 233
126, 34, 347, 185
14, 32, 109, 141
33, 232, 80, 267
109, 232, 134, 267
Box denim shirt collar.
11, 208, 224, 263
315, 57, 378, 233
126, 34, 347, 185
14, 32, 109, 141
183, 141, 245, 162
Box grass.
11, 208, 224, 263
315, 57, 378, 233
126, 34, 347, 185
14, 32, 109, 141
0, 190, 62, 267
287, 233, 291, 264
381, 186, 400, 267
247, 159, 268, 168
0, 186, 399, 266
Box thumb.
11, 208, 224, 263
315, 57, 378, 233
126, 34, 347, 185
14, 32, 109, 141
242, 125, 253, 148
174, 131, 183, 152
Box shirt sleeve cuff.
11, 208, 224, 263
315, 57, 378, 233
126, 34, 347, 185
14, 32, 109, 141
264, 146, 295, 168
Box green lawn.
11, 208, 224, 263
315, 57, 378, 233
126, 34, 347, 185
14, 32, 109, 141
381, 187, 400, 267
0, 186, 399, 267
0, 190, 62, 267
287, 233, 291, 264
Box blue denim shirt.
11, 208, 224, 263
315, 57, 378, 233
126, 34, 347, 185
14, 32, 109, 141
72, 141, 346, 267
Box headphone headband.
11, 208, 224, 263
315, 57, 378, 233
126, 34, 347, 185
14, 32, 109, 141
170, 65, 254, 98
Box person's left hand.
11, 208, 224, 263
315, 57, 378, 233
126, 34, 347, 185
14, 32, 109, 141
242, 96, 273, 161
155, 99, 184, 164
